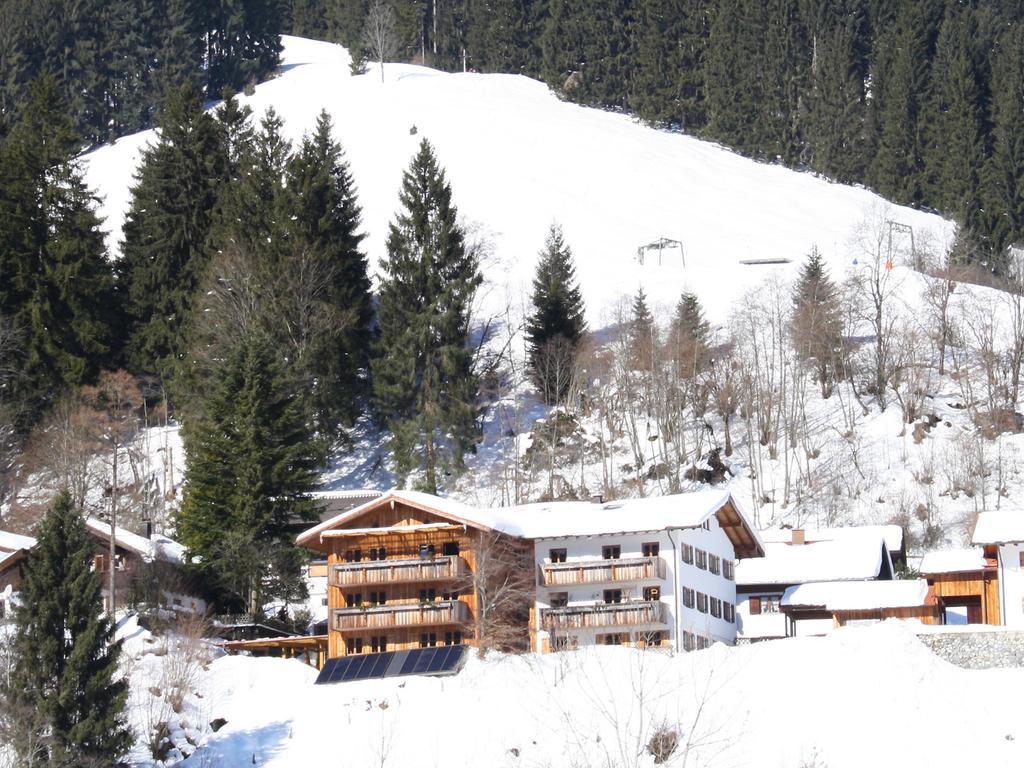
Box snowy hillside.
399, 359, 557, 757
83, 36, 952, 329
121, 618, 1022, 768
78, 36, 1023, 550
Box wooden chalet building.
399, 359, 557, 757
780, 579, 940, 636
0, 530, 36, 619
971, 510, 1024, 628
296, 490, 533, 658
919, 548, 1000, 625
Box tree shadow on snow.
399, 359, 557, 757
182, 720, 293, 767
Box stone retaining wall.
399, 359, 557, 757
917, 629, 1024, 669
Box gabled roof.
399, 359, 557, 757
736, 532, 891, 586
760, 525, 904, 555
782, 579, 931, 611
971, 510, 1024, 545
297, 488, 764, 556
85, 519, 186, 564
0, 530, 37, 553
919, 547, 989, 575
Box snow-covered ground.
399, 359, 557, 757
119, 617, 1022, 768
83, 36, 952, 330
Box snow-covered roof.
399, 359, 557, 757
0, 530, 37, 552
85, 519, 185, 565
298, 488, 764, 555
971, 510, 1024, 545
782, 579, 930, 611
736, 534, 889, 586
919, 548, 988, 574
311, 489, 383, 501
760, 525, 904, 554
0, 548, 27, 572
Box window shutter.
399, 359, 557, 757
749, 597, 761, 615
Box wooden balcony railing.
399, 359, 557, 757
332, 600, 470, 633
542, 600, 666, 631
540, 556, 666, 586
331, 556, 468, 587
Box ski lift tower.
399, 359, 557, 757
636, 237, 685, 268
885, 220, 918, 271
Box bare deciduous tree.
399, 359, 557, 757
458, 531, 533, 652
362, 0, 400, 83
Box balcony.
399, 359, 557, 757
331, 556, 469, 587
540, 555, 666, 587
542, 600, 667, 631
332, 600, 470, 633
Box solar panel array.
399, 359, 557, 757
315, 644, 468, 685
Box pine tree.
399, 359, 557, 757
667, 291, 710, 378
178, 331, 325, 611
285, 110, 373, 434
525, 224, 587, 404
119, 82, 226, 378
7, 489, 131, 764
791, 246, 842, 397
372, 139, 482, 492
0, 74, 116, 419
629, 287, 655, 370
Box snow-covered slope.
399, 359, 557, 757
82, 36, 952, 328
124, 620, 1022, 768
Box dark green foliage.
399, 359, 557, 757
178, 331, 326, 611
525, 224, 587, 403
7, 489, 131, 764
0, 75, 117, 421
984, 23, 1024, 253
284, 110, 374, 433
791, 246, 842, 397
119, 83, 226, 378
630, 287, 655, 370
372, 139, 482, 492
464, 0, 544, 75
667, 291, 709, 377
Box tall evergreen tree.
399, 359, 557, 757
791, 246, 842, 397
525, 224, 587, 404
629, 287, 655, 370
7, 489, 131, 764
178, 331, 325, 611
667, 291, 710, 377
285, 110, 373, 434
372, 139, 482, 492
119, 82, 226, 378
0, 75, 116, 419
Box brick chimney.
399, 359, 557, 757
791, 529, 805, 546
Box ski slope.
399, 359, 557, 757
82, 36, 953, 330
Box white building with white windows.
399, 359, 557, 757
516, 491, 764, 652
971, 510, 1024, 628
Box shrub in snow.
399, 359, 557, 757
647, 724, 680, 765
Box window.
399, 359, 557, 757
346, 638, 364, 654
549, 548, 567, 563
442, 541, 460, 556
419, 588, 437, 603
723, 560, 734, 581
441, 588, 459, 601
642, 542, 660, 557
369, 547, 388, 561
602, 545, 621, 560
1019, 551, 1024, 567
695, 549, 708, 570
444, 631, 463, 646
697, 592, 708, 613
681, 544, 694, 564
710, 597, 722, 618
709, 555, 720, 575
93, 554, 108, 573
321, 597, 328, 606
600, 633, 625, 646
603, 589, 623, 604
368, 591, 386, 606
643, 586, 661, 601
702, 520, 710, 531
549, 592, 569, 609
344, 548, 363, 562
418, 543, 435, 559
638, 631, 664, 647
748, 596, 761, 615
345, 593, 363, 607
696, 635, 708, 650
419, 633, 437, 648
370, 636, 387, 653
683, 587, 695, 609
683, 631, 695, 651
724, 602, 735, 623
761, 595, 780, 613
